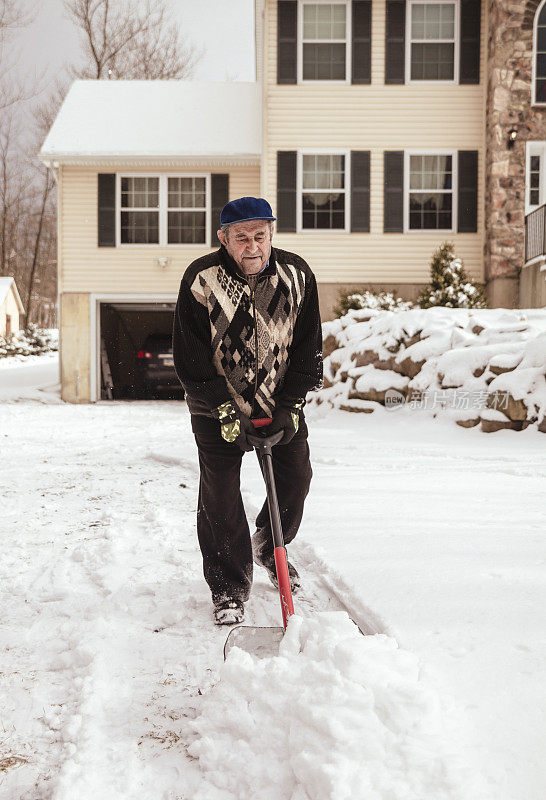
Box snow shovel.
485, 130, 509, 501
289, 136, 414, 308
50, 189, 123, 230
224, 418, 295, 659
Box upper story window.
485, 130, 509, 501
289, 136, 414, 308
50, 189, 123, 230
299, 2, 350, 82
533, 0, 546, 104
406, 152, 454, 231
167, 177, 207, 244
121, 177, 159, 244
408, 1, 457, 82
299, 152, 348, 230
118, 174, 209, 246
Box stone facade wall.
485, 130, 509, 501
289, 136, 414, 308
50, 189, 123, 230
485, 0, 546, 307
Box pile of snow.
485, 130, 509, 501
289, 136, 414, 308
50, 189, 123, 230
185, 613, 487, 800
318, 307, 546, 433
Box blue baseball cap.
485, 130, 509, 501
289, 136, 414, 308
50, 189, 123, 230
220, 197, 276, 226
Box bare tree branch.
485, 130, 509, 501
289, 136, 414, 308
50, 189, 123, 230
63, 0, 202, 80
0, 0, 30, 33
0, 3, 56, 325
25, 167, 55, 324
3, 0, 203, 329
0, 0, 36, 109
34, 78, 71, 143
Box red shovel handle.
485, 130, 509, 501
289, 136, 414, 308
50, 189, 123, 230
251, 416, 295, 630
251, 417, 273, 428
274, 546, 295, 627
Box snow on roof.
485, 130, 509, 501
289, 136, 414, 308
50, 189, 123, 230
0, 277, 24, 313
39, 80, 261, 163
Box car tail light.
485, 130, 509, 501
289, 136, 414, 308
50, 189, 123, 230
138, 351, 152, 359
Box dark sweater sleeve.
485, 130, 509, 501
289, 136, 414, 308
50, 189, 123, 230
172, 273, 232, 411
277, 267, 323, 402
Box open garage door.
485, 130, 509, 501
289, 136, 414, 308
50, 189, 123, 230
99, 302, 184, 401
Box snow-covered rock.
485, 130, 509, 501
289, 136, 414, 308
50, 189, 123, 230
317, 308, 546, 432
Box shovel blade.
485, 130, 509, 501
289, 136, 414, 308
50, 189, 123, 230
224, 625, 284, 660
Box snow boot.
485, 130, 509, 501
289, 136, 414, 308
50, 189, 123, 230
213, 598, 244, 626
252, 538, 301, 594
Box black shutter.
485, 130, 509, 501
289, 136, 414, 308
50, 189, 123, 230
383, 151, 404, 232
211, 174, 229, 247
351, 151, 370, 232
278, 1, 297, 84
459, 0, 481, 84
276, 151, 297, 232
98, 173, 116, 247
457, 151, 478, 232
385, 1, 406, 84
352, 1, 372, 84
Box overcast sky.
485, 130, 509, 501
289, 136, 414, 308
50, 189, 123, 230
14, 0, 255, 90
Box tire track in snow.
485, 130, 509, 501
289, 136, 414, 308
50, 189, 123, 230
48, 480, 214, 799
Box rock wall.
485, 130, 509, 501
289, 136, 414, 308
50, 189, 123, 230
485, 0, 546, 306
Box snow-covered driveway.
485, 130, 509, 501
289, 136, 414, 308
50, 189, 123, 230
1, 360, 545, 799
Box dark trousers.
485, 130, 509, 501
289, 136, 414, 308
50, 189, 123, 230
192, 417, 313, 604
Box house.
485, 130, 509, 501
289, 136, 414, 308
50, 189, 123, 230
0, 277, 25, 336
39, 80, 261, 402
39, 0, 546, 404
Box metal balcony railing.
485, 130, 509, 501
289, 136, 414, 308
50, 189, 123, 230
525, 203, 546, 263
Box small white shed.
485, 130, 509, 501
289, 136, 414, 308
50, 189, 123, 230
0, 277, 25, 335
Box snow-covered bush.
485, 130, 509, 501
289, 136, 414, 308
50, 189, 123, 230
0, 325, 58, 358
418, 242, 487, 309
334, 289, 414, 317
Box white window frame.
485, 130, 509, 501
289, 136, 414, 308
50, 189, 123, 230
297, 0, 352, 85
532, 0, 546, 106
116, 173, 211, 247
406, 0, 460, 85
404, 149, 457, 234
525, 141, 546, 214
297, 148, 351, 233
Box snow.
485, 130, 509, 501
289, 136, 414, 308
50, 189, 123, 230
189, 613, 487, 800
0, 353, 60, 401
1, 357, 545, 799
352, 365, 408, 393
38, 80, 261, 160
322, 307, 546, 427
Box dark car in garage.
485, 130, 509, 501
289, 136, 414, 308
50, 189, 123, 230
135, 333, 184, 398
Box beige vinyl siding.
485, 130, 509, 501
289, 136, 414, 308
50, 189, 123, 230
262, 0, 486, 283
1, 289, 22, 334
59, 164, 260, 293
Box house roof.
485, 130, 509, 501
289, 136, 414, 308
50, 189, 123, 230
0, 277, 25, 314
38, 80, 262, 166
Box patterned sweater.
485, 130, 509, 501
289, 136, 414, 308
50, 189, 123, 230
172, 245, 323, 421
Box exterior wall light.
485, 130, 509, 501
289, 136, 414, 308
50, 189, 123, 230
507, 129, 518, 149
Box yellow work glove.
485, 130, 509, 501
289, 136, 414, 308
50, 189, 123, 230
214, 400, 254, 452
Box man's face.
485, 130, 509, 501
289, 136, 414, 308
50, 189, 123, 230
217, 220, 273, 276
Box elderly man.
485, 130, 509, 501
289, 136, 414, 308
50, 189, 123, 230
172, 197, 322, 625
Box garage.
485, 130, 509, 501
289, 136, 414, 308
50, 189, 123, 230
97, 301, 184, 401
